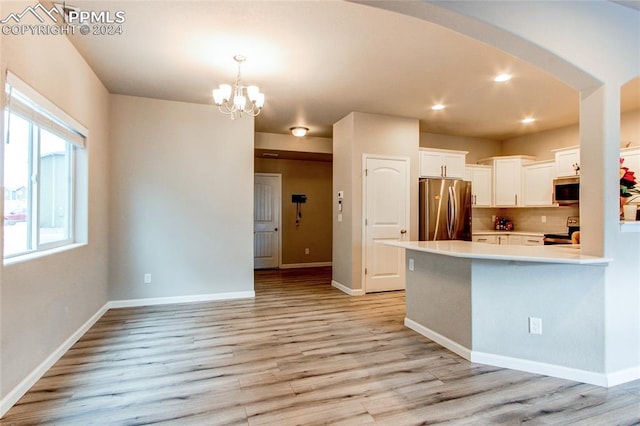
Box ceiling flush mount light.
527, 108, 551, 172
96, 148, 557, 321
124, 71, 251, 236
431, 104, 445, 111
290, 127, 309, 137
494, 73, 512, 83
521, 117, 536, 124
213, 55, 265, 119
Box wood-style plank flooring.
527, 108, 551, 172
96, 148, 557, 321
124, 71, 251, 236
3, 267, 639, 425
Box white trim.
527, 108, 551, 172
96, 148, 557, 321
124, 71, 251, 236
0, 302, 109, 418
279, 262, 332, 269
605, 365, 640, 387
470, 351, 609, 387
404, 317, 639, 388
404, 317, 472, 360
108, 291, 255, 309
6, 70, 88, 139
331, 280, 365, 296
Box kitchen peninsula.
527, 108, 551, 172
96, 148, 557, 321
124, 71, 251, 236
388, 240, 614, 385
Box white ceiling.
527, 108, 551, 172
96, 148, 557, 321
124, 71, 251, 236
68, 1, 639, 140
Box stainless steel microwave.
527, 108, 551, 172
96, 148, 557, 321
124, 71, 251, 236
553, 176, 579, 205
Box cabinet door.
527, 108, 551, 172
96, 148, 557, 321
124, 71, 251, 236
473, 235, 496, 244
523, 235, 544, 246
523, 162, 554, 206
507, 235, 523, 245
473, 167, 492, 206
420, 151, 444, 177
555, 149, 580, 177
442, 153, 465, 179
494, 159, 521, 206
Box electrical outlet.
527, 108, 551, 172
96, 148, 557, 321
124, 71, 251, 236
305, 248, 310, 255
408, 258, 414, 271
144, 273, 152, 284
541, 215, 547, 223
529, 317, 542, 334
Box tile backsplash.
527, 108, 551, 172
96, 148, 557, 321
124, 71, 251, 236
472, 206, 580, 234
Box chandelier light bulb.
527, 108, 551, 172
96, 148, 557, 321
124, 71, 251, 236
212, 56, 265, 119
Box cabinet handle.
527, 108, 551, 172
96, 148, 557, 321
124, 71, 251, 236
515, 194, 518, 205
440, 165, 444, 176
477, 238, 487, 242
527, 239, 538, 243
444, 165, 447, 177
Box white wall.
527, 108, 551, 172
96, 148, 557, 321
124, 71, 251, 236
0, 1, 111, 402
108, 95, 254, 301
333, 112, 419, 291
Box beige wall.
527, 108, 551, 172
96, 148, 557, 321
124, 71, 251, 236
0, 3, 111, 401
420, 132, 502, 164
108, 95, 254, 300
333, 112, 419, 291
502, 109, 640, 160
255, 158, 332, 265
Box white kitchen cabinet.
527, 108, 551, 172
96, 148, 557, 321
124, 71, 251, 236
553, 147, 580, 177
420, 148, 467, 179
522, 235, 545, 246
522, 161, 555, 206
464, 165, 492, 207
473, 234, 496, 244
507, 235, 523, 245
479, 156, 535, 207
472, 233, 544, 246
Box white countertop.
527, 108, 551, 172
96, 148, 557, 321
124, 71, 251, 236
387, 240, 611, 265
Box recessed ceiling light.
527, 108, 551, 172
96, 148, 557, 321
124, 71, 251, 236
494, 73, 512, 83
521, 117, 536, 124
290, 126, 309, 137
431, 104, 445, 111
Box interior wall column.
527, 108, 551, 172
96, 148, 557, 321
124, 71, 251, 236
579, 83, 621, 257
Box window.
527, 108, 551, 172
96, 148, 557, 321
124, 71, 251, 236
3, 72, 87, 260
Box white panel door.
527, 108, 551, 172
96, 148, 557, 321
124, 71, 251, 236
364, 157, 409, 293
254, 174, 281, 269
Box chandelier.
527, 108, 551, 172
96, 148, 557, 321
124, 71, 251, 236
212, 55, 265, 119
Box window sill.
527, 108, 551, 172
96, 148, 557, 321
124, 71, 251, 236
3, 242, 87, 266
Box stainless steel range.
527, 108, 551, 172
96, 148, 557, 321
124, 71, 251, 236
543, 216, 580, 245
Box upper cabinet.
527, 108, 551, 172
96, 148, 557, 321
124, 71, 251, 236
479, 156, 536, 207
419, 148, 467, 179
522, 161, 555, 206
553, 146, 580, 177
464, 165, 492, 207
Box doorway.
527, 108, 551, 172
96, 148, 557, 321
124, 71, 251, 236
254, 173, 282, 269
362, 155, 410, 292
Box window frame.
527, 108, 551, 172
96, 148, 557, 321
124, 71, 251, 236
3, 71, 88, 261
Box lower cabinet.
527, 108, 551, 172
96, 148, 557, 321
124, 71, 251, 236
472, 233, 544, 246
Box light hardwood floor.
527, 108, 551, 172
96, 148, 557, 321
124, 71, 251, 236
3, 267, 639, 425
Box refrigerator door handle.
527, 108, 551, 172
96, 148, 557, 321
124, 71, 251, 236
447, 186, 457, 239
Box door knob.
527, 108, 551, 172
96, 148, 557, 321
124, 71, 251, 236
400, 229, 407, 234
274, 228, 278, 232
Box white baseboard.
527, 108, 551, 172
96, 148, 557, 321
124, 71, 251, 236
404, 317, 472, 360
108, 291, 255, 308
331, 280, 365, 296
605, 365, 640, 387
470, 351, 610, 387
404, 317, 639, 388
279, 262, 332, 269
1, 302, 110, 418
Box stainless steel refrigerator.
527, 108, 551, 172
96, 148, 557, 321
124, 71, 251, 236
419, 178, 472, 241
